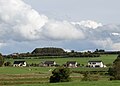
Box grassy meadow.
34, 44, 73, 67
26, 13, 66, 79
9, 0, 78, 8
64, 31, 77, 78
20, 81, 120, 86
0, 54, 119, 86
5, 55, 118, 65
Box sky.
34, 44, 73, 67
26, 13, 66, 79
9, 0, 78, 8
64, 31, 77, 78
0, 0, 120, 54
24, 0, 120, 24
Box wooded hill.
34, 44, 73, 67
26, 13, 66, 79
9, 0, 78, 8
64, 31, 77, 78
31, 47, 66, 56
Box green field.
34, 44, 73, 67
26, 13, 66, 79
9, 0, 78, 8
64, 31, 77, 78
5, 55, 117, 65
20, 81, 120, 86
0, 54, 119, 86
0, 67, 55, 74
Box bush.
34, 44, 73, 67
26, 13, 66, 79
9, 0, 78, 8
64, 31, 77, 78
4, 62, 11, 66
50, 67, 71, 83
81, 72, 90, 81
81, 72, 99, 81
0, 53, 4, 67
108, 54, 120, 80
106, 63, 112, 67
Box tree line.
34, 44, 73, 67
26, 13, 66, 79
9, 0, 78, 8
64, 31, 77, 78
3, 48, 120, 59
4, 47, 101, 58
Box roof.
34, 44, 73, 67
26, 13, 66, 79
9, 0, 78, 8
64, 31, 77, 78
88, 61, 102, 63
66, 61, 77, 64
13, 61, 26, 64
44, 61, 55, 64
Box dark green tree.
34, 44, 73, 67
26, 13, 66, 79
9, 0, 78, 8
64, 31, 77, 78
81, 72, 91, 81
81, 72, 99, 81
50, 67, 71, 83
4, 62, 11, 66
0, 53, 4, 67
108, 54, 120, 80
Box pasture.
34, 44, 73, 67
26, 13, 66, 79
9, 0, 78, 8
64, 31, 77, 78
20, 81, 120, 86
0, 54, 119, 86
5, 55, 117, 65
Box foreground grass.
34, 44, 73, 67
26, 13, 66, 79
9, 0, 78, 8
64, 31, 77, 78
19, 81, 120, 86
0, 72, 119, 86
0, 67, 110, 85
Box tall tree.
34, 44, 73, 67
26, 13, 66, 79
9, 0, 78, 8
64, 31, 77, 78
108, 54, 120, 80
50, 67, 71, 83
0, 53, 4, 67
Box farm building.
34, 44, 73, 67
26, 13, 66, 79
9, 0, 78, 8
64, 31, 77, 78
43, 61, 56, 67
88, 61, 106, 68
13, 61, 27, 67
66, 61, 78, 68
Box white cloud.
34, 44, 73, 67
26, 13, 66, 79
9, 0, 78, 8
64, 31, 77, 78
42, 20, 85, 40
71, 20, 102, 29
112, 43, 120, 50
0, 41, 6, 48
111, 32, 120, 36
0, 0, 48, 41
1, 0, 120, 54
93, 38, 113, 49
64, 49, 71, 52
0, 0, 86, 42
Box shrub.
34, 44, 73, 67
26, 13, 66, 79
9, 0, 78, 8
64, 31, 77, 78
4, 62, 11, 66
108, 54, 120, 80
81, 72, 90, 81
50, 67, 71, 83
81, 72, 99, 81
106, 63, 112, 67
0, 53, 4, 67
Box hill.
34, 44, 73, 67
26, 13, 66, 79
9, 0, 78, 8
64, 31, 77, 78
31, 47, 66, 56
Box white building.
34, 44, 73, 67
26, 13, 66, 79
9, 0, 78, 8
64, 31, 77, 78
43, 61, 56, 67
13, 61, 27, 67
88, 61, 106, 68
66, 61, 78, 68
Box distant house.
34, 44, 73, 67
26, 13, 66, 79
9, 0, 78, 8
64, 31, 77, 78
88, 61, 106, 68
66, 61, 78, 68
43, 61, 56, 67
13, 61, 27, 67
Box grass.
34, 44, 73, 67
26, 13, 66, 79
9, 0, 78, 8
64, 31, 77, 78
18, 81, 120, 86
5, 55, 117, 65
0, 70, 113, 86
0, 67, 108, 75
0, 54, 118, 86
0, 67, 55, 74
0, 67, 32, 74
71, 67, 109, 72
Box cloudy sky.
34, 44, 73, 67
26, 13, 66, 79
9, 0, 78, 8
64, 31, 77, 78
0, 0, 120, 54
